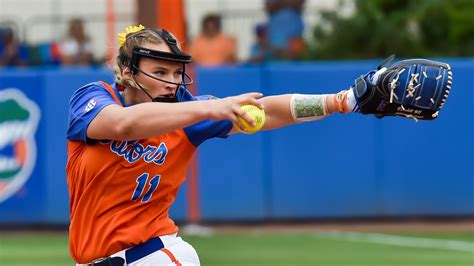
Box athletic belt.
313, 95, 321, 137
88, 237, 165, 265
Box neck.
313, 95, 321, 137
123, 86, 150, 105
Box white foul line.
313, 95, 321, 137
316, 231, 474, 253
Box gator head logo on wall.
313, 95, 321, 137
0, 89, 40, 203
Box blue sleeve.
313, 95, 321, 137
66, 82, 119, 142
182, 94, 233, 147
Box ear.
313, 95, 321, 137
122, 67, 131, 79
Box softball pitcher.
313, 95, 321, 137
66, 25, 451, 265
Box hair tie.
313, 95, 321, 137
117, 25, 146, 47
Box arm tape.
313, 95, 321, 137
289, 94, 329, 122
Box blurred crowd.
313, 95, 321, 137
0, 17, 94, 68
0, 0, 306, 68
249, 0, 305, 63
189, 0, 306, 66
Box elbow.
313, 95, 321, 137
112, 115, 136, 140
114, 124, 134, 140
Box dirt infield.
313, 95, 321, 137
185, 218, 474, 235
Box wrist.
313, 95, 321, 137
325, 94, 337, 114
327, 90, 350, 114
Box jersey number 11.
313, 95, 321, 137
131, 173, 161, 202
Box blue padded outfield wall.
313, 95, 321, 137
0, 59, 472, 224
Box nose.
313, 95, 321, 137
163, 78, 180, 94
164, 82, 176, 92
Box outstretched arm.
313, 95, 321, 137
228, 56, 453, 135
228, 91, 352, 134
261, 93, 347, 130
88, 92, 263, 141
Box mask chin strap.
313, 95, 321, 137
132, 74, 187, 103
131, 67, 192, 103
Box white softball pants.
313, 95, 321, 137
77, 233, 200, 266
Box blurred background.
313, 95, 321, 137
0, 0, 473, 265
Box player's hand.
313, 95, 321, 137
207, 92, 264, 131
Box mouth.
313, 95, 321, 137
158, 93, 175, 98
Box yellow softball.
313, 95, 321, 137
235, 104, 266, 134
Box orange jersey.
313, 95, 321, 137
66, 82, 231, 263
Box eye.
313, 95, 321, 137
154, 70, 165, 76
174, 70, 183, 77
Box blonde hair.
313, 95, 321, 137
113, 28, 181, 87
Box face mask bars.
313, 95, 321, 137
127, 29, 193, 103
130, 66, 193, 103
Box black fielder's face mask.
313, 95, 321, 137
127, 29, 193, 103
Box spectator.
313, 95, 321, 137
265, 0, 305, 60
248, 23, 271, 63
188, 14, 237, 66
0, 27, 28, 67
60, 18, 93, 65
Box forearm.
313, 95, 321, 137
90, 91, 265, 140
259, 95, 295, 130
89, 100, 210, 141
260, 92, 348, 130
122, 101, 210, 139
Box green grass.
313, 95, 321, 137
0, 233, 71, 265
0, 231, 473, 266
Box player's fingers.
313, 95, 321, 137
235, 92, 262, 102
242, 92, 263, 102
244, 92, 263, 99
247, 97, 265, 109
234, 105, 256, 127
235, 93, 265, 109
230, 113, 247, 132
